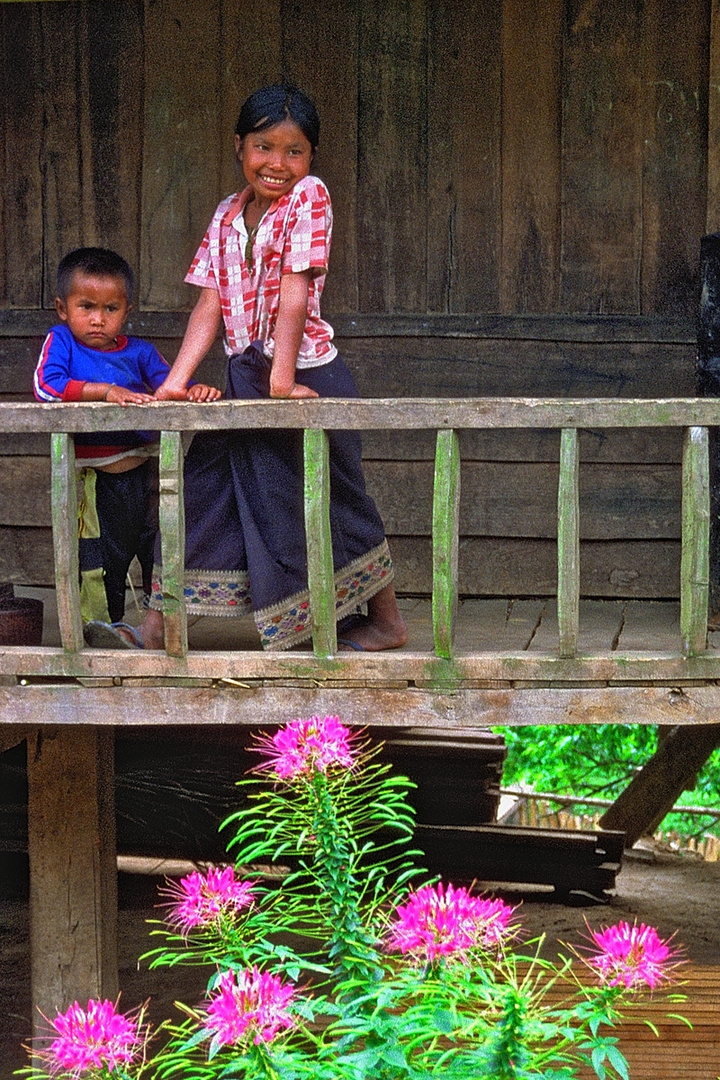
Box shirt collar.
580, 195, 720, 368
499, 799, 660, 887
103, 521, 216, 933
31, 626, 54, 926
223, 185, 290, 232
221, 188, 251, 229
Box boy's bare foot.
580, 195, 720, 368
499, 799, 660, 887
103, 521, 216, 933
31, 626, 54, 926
112, 608, 165, 649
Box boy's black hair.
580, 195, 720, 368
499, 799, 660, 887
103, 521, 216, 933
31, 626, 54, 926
235, 84, 320, 152
56, 247, 134, 303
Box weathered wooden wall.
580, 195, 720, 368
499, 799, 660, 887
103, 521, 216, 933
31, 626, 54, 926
0, 0, 717, 598
0, 0, 713, 314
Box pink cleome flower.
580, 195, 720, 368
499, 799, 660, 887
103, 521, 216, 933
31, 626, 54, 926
386, 881, 517, 963
40, 998, 145, 1077
204, 966, 295, 1048
161, 865, 255, 934
586, 920, 678, 990
252, 715, 357, 780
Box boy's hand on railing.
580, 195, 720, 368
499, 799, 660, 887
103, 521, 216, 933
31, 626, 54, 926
185, 383, 223, 402
105, 385, 156, 405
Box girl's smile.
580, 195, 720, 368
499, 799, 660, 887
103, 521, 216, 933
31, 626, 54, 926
236, 119, 313, 214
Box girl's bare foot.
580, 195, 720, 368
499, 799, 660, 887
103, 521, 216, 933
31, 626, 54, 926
337, 585, 407, 652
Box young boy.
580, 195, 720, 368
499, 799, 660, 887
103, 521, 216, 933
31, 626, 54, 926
34, 247, 219, 641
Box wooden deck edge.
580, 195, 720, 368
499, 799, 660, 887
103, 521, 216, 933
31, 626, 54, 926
1, 682, 720, 726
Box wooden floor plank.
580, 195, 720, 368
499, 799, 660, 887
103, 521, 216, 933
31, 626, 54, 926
450, 598, 516, 651
618, 599, 681, 651
501, 599, 548, 649
577, 599, 627, 652
528, 599, 627, 653
529, 962, 720, 1079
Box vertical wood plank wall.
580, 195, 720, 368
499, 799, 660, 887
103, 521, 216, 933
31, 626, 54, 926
0, 0, 715, 599
0, 0, 712, 315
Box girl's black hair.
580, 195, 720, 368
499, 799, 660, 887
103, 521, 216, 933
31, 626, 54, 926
235, 84, 320, 151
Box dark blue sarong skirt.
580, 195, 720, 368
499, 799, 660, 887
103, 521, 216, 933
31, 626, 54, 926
150, 345, 394, 650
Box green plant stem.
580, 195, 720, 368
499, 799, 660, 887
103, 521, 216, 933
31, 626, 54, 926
248, 1041, 283, 1080
485, 986, 532, 1079
309, 770, 381, 985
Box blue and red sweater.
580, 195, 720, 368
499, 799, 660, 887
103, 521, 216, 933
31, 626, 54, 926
34, 323, 171, 461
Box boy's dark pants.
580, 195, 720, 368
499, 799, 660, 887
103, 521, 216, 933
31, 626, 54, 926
79, 460, 159, 623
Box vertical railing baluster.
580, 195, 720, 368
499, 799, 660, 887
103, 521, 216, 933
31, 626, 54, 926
557, 427, 580, 658
432, 429, 460, 659
304, 428, 336, 656
51, 432, 84, 652
680, 425, 710, 656
158, 431, 188, 657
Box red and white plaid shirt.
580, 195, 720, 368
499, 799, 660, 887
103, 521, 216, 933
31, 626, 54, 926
185, 175, 337, 368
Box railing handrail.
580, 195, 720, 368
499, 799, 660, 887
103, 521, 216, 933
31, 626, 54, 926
2, 396, 720, 432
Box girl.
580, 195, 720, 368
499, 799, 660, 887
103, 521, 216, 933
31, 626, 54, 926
90, 84, 406, 652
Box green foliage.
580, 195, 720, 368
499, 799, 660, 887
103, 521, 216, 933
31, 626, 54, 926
499, 724, 720, 839
223, 748, 423, 985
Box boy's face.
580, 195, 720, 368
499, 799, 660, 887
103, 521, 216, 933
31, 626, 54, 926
55, 271, 131, 351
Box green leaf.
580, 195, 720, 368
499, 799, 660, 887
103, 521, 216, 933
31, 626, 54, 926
666, 1012, 694, 1029
605, 1044, 630, 1080
432, 1008, 455, 1034
176, 1027, 209, 1052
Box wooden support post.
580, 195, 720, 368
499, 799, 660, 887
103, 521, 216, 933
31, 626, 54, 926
50, 433, 83, 653
599, 723, 720, 847
697, 235, 720, 619
304, 428, 337, 657
27, 726, 118, 1040
680, 426, 710, 655
432, 429, 460, 659
158, 431, 188, 657
557, 427, 579, 657
707, 0, 720, 233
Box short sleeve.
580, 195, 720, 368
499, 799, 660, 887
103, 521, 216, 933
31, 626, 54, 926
185, 229, 217, 289
281, 179, 333, 276
185, 193, 243, 290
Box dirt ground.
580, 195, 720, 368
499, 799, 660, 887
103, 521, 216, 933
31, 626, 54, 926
2, 844, 719, 1077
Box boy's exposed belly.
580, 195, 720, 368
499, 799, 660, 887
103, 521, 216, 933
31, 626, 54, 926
96, 454, 148, 474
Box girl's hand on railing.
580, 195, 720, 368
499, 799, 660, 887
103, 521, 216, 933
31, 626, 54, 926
269, 380, 319, 399
153, 378, 192, 401
185, 383, 223, 402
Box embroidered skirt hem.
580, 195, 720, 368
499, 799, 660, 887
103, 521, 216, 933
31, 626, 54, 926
149, 540, 393, 650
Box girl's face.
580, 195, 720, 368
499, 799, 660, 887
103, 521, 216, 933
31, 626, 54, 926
236, 119, 313, 208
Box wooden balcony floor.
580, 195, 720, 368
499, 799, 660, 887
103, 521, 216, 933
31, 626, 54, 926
4, 590, 720, 731
16, 587, 717, 655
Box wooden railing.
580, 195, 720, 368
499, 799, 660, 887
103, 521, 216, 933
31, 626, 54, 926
1, 397, 717, 688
